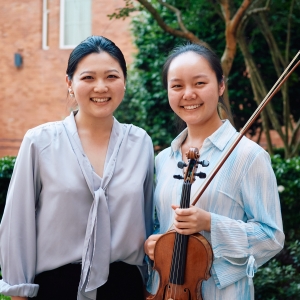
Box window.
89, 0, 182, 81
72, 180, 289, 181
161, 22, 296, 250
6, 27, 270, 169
60, 0, 91, 49
42, 0, 49, 50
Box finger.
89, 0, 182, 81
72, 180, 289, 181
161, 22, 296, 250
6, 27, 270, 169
173, 225, 194, 235
171, 204, 180, 210
148, 234, 162, 241
174, 219, 192, 229
174, 207, 194, 216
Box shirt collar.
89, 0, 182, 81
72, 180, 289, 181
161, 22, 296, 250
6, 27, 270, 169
170, 119, 237, 156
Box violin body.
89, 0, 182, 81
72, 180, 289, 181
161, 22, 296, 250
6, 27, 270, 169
147, 230, 213, 300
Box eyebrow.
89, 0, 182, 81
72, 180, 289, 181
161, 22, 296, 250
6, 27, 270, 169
79, 69, 120, 75
104, 69, 120, 74
169, 74, 208, 82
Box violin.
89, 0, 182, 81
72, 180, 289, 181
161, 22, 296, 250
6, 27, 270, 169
147, 148, 213, 300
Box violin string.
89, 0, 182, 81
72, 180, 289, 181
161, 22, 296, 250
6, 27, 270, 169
170, 182, 189, 299
167, 182, 181, 299
171, 182, 187, 299
177, 182, 191, 298
168, 222, 180, 299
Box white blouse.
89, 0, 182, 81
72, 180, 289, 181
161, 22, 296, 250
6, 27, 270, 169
0, 112, 154, 300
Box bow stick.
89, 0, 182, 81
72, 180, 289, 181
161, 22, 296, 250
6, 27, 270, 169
191, 51, 300, 206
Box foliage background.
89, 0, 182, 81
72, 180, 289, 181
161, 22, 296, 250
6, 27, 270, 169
114, 0, 300, 153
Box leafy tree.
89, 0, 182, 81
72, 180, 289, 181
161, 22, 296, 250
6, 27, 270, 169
112, 0, 300, 157
114, 1, 259, 148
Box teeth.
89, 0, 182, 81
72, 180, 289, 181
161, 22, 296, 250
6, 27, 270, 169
184, 104, 201, 110
91, 98, 110, 103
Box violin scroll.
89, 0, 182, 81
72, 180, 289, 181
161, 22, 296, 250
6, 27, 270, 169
173, 148, 209, 182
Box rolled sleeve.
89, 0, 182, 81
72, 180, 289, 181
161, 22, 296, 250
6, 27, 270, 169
0, 280, 39, 297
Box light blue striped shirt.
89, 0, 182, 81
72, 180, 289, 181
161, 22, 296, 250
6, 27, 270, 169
147, 120, 284, 300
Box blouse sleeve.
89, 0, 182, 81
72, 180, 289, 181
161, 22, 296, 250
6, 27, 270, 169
0, 133, 41, 297
210, 150, 285, 289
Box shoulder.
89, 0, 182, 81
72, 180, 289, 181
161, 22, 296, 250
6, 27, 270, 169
155, 146, 172, 169
23, 120, 64, 151
120, 122, 153, 144
228, 135, 272, 180
238, 135, 270, 162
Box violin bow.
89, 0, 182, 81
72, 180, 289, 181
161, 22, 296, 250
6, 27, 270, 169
191, 51, 300, 206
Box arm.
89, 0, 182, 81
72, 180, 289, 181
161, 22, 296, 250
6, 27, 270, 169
209, 151, 284, 288
0, 134, 40, 297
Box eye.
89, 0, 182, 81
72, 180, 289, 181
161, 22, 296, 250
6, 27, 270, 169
196, 81, 205, 86
107, 74, 119, 79
171, 84, 182, 88
82, 75, 93, 80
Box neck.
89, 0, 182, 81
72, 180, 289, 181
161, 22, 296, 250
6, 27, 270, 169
185, 118, 223, 148
74, 111, 113, 138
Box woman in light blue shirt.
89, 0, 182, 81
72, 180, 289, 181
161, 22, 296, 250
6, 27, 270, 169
0, 36, 154, 300
144, 44, 284, 300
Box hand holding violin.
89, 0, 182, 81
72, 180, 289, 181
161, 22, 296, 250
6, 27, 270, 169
172, 205, 211, 235
144, 234, 163, 260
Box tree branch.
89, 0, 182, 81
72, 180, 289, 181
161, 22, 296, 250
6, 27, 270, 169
291, 129, 300, 157
290, 118, 300, 147
231, 0, 252, 35
157, 0, 188, 33
219, 0, 252, 78
136, 0, 209, 47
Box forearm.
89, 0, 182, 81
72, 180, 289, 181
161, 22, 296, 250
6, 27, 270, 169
11, 297, 28, 300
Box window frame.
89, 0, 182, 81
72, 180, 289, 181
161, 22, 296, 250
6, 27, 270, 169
42, 0, 49, 50
59, 0, 92, 49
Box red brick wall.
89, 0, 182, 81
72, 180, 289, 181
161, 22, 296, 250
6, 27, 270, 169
0, 0, 135, 157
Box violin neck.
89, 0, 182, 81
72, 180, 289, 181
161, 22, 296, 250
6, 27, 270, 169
180, 182, 191, 209
169, 182, 191, 285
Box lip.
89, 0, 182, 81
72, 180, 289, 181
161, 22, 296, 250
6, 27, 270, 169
181, 103, 203, 110
90, 97, 111, 103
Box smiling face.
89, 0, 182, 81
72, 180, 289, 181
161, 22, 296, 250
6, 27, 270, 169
66, 51, 125, 121
167, 51, 225, 129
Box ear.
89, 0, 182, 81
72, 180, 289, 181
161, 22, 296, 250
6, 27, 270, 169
219, 76, 225, 96
66, 75, 72, 88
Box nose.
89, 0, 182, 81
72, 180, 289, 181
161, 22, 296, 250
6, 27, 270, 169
94, 80, 108, 93
182, 87, 196, 100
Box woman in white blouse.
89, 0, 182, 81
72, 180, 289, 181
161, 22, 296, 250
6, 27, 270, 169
0, 36, 154, 300
144, 44, 284, 300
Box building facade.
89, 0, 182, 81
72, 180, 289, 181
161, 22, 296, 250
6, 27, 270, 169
0, 0, 134, 157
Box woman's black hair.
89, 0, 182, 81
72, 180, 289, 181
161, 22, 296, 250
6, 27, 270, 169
66, 35, 127, 80
162, 43, 232, 129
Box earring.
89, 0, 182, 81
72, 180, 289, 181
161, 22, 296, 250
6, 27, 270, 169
69, 88, 75, 98
124, 86, 126, 90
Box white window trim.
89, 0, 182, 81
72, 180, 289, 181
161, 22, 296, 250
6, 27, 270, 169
42, 0, 49, 50
60, 0, 78, 49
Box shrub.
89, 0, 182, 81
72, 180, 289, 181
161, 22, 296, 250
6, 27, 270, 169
0, 157, 15, 221
254, 155, 300, 298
